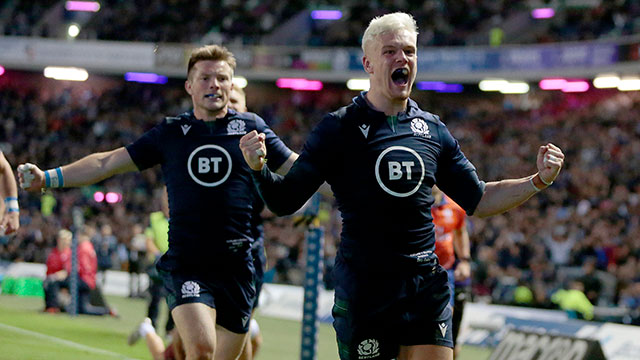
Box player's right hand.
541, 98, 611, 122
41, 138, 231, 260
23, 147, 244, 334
239, 130, 267, 171
17, 163, 45, 192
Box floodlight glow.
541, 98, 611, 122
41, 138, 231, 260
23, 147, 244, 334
65, 1, 100, 12
562, 81, 589, 93
439, 84, 464, 93
93, 191, 104, 202
233, 76, 247, 89
532, 8, 554, 19
124, 72, 168, 84
44, 66, 89, 81
417, 81, 446, 91
479, 79, 508, 91
539, 78, 566, 90
105, 192, 122, 204
311, 10, 342, 20
418, 82, 464, 93
500, 82, 530, 94
593, 74, 620, 89
0, 66, 4, 76
68, 24, 80, 38
618, 77, 640, 91
276, 78, 323, 91
346, 79, 370, 90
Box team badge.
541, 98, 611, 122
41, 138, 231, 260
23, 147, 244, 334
227, 119, 246, 135
410, 118, 431, 138
181, 281, 200, 298
357, 339, 380, 359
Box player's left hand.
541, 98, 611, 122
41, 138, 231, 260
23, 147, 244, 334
239, 130, 267, 171
454, 260, 471, 281
0, 211, 19, 235
536, 143, 564, 185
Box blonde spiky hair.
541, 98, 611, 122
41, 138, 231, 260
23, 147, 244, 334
361, 12, 418, 53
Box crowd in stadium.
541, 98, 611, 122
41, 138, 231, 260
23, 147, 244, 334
1, 70, 639, 324
3, 1, 639, 45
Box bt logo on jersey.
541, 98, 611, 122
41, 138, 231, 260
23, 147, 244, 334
388, 161, 415, 180
375, 146, 425, 198
187, 144, 232, 187
198, 157, 223, 173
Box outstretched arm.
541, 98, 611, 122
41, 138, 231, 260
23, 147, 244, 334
18, 147, 138, 192
474, 143, 564, 217
0, 152, 19, 234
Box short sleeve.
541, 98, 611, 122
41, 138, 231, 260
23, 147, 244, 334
435, 125, 485, 215
125, 124, 163, 171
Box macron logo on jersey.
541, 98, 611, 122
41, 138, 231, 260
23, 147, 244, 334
181, 124, 192, 135
358, 124, 370, 139
439, 323, 448, 338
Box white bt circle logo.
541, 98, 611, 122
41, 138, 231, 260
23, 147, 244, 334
375, 146, 425, 198
187, 144, 232, 187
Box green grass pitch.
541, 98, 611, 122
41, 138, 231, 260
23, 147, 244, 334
0, 293, 491, 359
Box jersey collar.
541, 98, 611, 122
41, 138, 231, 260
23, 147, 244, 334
353, 91, 419, 121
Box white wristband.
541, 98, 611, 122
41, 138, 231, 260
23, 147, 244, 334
45, 167, 64, 188
5, 197, 19, 212
530, 176, 542, 192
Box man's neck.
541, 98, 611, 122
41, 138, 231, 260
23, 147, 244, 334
365, 90, 407, 116
194, 107, 227, 122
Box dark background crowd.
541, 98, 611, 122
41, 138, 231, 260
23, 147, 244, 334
0, 0, 639, 325
1, 71, 639, 324
2, 0, 639, 46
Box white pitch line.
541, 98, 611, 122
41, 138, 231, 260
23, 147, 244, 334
0, 322, 141, 360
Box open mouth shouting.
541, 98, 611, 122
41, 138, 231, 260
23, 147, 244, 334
204, 93, 222, 100
391, 68, 409, 87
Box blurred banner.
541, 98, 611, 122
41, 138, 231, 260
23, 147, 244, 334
0, 35, 638, 81
489, 329, 606, 360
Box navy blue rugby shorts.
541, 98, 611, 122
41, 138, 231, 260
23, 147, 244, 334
160, 264, 256, 334
252, 243, 266, 310
332, 265, 453, 360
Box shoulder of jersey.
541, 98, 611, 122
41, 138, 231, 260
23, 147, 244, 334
328, 103, 361, 125
231, 111, 262, 130
163, 113, 191, 125
231, 110, 259, 122
414, 109, 442, 126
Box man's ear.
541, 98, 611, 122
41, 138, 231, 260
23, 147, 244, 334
184, 79, 192, 95
362, 56, 373, 74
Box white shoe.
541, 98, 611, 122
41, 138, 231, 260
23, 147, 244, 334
127, 317, 152, 345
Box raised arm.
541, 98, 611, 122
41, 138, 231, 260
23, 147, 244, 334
240, 131, 323, 216
0, 152, 19, 234
473, 143, 564, 218
274, 153, 299, 175
18, 147, 138, 192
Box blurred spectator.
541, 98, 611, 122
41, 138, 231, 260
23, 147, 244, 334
94, 224, 117, 287
128, 223, 147, 298
43, 229, 72, 312
551, 280, 594, 320
578, 257, 603, 306
544, 225, 576, 267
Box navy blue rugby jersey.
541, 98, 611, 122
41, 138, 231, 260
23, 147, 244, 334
253, 93, 484, 274
126, 110, 292, 270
